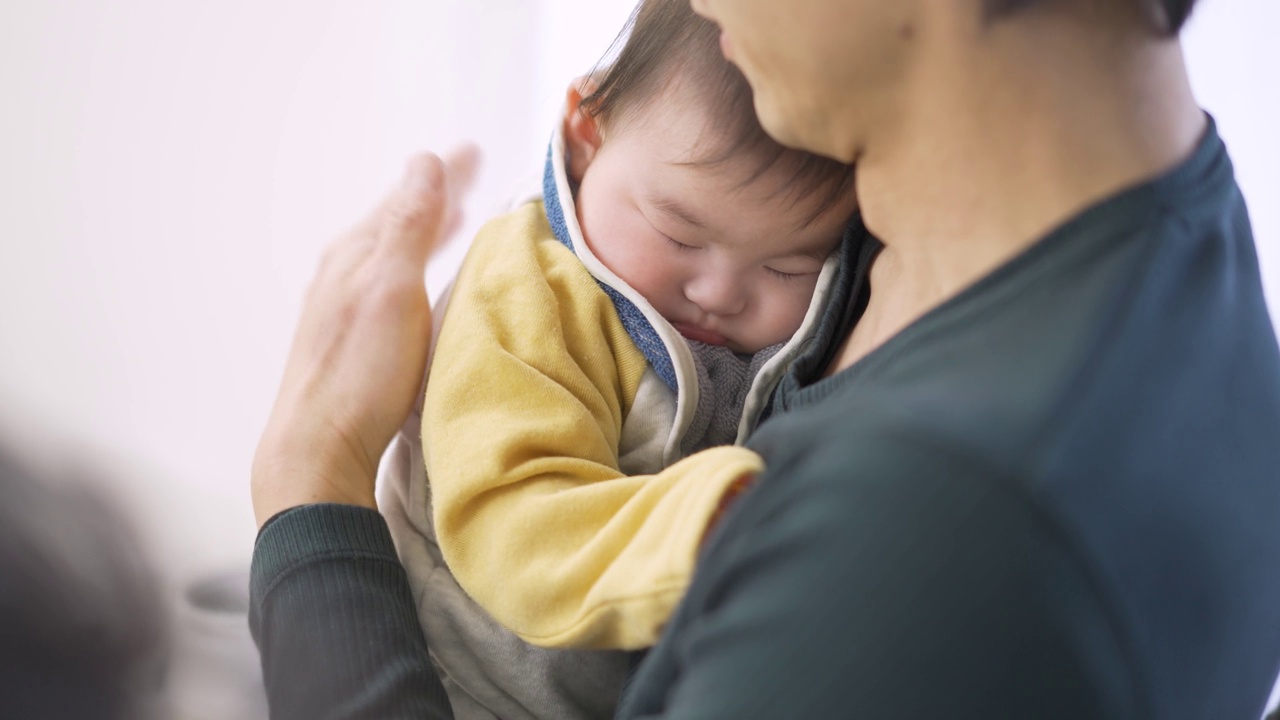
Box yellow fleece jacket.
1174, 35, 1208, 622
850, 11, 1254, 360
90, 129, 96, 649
423, 200, 764, 650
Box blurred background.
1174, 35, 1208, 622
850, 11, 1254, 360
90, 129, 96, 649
0, 0, 638, 573
0, 0, 1277, 716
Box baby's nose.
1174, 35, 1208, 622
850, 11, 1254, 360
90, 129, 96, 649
685, 271, 747, 316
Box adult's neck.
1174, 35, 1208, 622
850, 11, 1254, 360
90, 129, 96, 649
853, 4, 1205, 304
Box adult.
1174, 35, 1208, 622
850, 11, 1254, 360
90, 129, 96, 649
250, 0, 1280, 717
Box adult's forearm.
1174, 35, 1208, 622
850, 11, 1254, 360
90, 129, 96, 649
249, 503, 454, 720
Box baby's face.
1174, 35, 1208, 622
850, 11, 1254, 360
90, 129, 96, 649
568, 83, 855, 354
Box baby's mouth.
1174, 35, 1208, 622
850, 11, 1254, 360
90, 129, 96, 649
673, 322, 729, 347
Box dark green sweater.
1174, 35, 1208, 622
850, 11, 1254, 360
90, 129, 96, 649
251, 118, 1280, 719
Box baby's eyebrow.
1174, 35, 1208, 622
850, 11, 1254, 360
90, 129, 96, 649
649, 195, 707, 230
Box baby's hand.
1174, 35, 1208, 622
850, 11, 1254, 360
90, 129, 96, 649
701, 472, 757, 547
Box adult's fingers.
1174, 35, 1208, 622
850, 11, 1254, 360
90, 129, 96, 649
375, 153, 452, 268
444, 143, 482, 198
439, 143, 483, 244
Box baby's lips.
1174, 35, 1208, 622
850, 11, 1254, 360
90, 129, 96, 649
673, 322, 729, 346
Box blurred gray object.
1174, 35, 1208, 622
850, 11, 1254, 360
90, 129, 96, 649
167, 567, 267, 720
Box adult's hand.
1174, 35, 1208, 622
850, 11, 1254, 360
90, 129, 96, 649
252, 147, 481, 528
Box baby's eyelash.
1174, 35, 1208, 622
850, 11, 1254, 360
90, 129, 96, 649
767, 268, 806, 282
665, 236, 698, 252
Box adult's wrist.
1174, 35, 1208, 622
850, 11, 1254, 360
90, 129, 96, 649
250, 420, 378, 528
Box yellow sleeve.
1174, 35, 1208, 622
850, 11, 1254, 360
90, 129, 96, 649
423, 202, 763, 650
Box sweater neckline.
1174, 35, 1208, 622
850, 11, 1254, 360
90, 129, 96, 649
777, 114, 1230, 412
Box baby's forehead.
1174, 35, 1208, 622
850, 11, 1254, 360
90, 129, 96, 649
606, 89, 855, 231
687, 151, 856, 233
663, 119, 853, 227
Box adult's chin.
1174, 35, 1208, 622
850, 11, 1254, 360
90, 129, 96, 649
751, 90, 807, 150
753, 89, 851, 163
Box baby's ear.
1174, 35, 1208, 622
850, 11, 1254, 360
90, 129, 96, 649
563, 76, 603, 182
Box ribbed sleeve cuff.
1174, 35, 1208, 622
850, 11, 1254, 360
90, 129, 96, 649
248, 503, 454, 719
251, 503, 399, 607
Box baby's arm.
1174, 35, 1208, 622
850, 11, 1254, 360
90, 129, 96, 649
424, 204, 761, 650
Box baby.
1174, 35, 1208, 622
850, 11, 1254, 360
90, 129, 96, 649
380, 1, 857, 718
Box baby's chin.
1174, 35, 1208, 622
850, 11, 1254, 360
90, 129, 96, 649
735, 327, 803, 355
686, 340, 780, 360
706, 335, 789, 357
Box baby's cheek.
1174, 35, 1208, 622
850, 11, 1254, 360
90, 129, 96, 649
771, 286, 820, 341
579, 212, 635, 281
743, 306, 790, 350
605, 248, 677, 313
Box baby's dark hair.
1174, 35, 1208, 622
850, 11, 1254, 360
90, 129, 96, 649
579, 0, 856, 227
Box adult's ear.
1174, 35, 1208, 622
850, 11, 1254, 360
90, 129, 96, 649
563, 76, 603, 182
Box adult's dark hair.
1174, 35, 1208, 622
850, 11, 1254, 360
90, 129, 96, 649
984, 0, 1199, 34
0, 446, 167, 719
581, 0, 856, 225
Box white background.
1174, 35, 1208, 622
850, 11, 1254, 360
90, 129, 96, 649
0, 0, 635, 573
1, 1, 1278, 710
